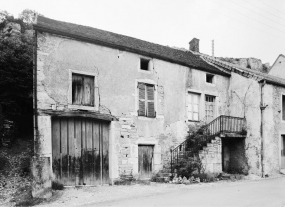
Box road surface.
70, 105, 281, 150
88, 177, 285, 207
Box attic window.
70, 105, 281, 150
206, 74, 214, 84
140, 58, 149, 71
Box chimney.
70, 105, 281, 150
189, 38, 200, 52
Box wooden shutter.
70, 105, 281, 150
146, 84, 155, 118
72, 74, 94, 106
72, 74, 84, 105
138, 83, 146, 116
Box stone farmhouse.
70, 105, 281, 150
32, 16, 285, 197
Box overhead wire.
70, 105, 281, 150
241, 0, 285, 22
257, 0, 285, 15
211, 1, 285, 41
228, 0, 285, 29
212, 0, 285, 35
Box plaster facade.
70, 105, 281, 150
34, 31, 285, 190
35, 32, 231, 182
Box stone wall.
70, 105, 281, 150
199, 137, 222, 173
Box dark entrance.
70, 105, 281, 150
138, 145, 154, 179
222, 138, 248, 174
52, 117, 109, 186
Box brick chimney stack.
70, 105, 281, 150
189, 38, 200, 52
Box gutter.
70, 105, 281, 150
33, 25, 230, 77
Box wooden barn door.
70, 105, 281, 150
52, 117, 109, 186
138, 145, 154, 179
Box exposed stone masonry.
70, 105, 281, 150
199, 137, 222, 173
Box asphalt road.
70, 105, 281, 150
90, 177, 285, 207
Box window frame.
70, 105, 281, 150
187, 92, 201, 122
205, 94, 216, 122
68, 69, 99, 111
205, 73, 215, 85
139, 57, 153, 73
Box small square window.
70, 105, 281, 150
140, 58, 149, 71
206, 74, 214, 84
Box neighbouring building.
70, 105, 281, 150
32, 16, 285, 197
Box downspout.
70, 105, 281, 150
260, 80, 267, 177
33, 30, 38, 156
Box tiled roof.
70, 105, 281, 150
33, 16, 229, 76
201, 54, 285, 87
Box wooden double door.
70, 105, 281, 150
52, 117, 109, 186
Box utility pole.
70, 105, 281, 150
212, 40, 214, 57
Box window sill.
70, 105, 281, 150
137, 116, 156, 120
205, 82, 216, 87
139, 69, 152, 73
188, 120, 200, 123
68, 104, 97, 111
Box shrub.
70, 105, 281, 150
52, 181, 64, 190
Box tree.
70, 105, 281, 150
0, 11, 33, 122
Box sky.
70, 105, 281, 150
1, 0, 285, 65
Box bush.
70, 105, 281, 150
174, 157, 204, 179
193, 173, 218, 182
52, 181, 64, 190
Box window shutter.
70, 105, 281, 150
146, 85, 155, 118
83, 76, 94, 106
72, 74, 84, 105
138, 83, 146, 116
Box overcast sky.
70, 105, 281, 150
1, 0, 285, 65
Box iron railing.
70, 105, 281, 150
170, 115, 246, 170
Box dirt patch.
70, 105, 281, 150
0, 138, 34, 206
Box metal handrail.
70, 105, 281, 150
170, 115, 246, 170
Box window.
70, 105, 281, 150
140, 58, 150, 71
187, 93, 200, 121
138, 83, 156, 118
72, 73, 94, 106
206, 73, 215, 84
205, 95, 215, 122
282, 95, 285, 121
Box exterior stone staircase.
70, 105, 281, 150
171, 115, 246, 174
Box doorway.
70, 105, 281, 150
138, 145, 154, 179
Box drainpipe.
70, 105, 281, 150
33, 30, 38, 156
260, 80, 267, 177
